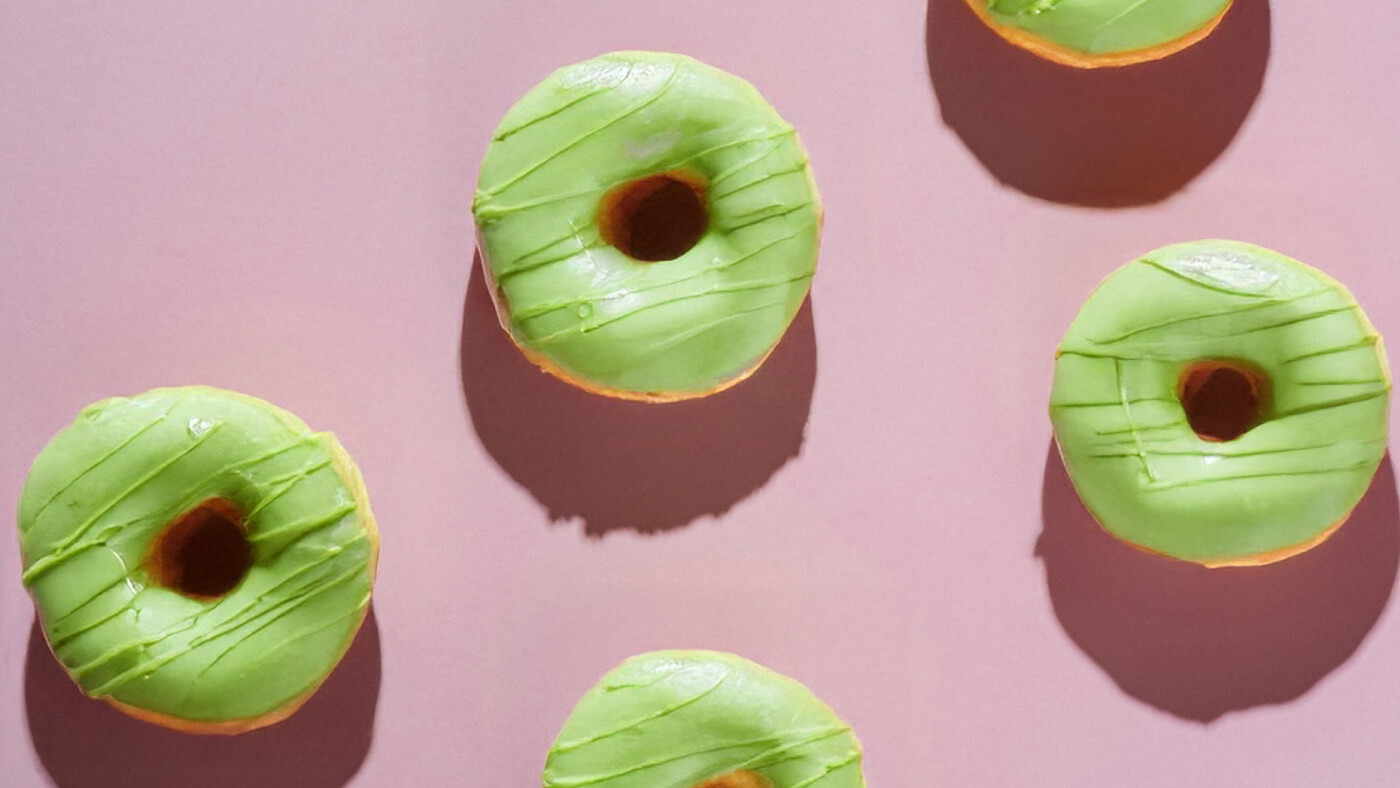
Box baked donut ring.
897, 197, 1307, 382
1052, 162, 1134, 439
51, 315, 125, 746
473, 51, 821, 402
543, 651, 865, 787
964, 0, 1234, 68
19, 387, 378, 733
1051, 241, 1391, 566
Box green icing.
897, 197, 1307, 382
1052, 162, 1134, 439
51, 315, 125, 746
18, 387, 376, 723
543, 651, 864, 788
985, 0, 1232, 56
474, 51, 820, 397
1051, 241, 1391, 564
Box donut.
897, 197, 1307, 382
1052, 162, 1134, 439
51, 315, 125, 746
964, 0, 1234, 68
18, 386, 378, 734
473, 51, 821, 402
543, 651, 864, 787
1050, 240, 1391, 567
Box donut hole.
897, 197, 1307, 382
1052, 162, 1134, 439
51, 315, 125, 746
694, 771, 769, 788
1179, 361, 1269, 442
146, 498, 253, 600
598, 172, 708, 262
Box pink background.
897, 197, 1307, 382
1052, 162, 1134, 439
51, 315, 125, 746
3, 0, 1398, 785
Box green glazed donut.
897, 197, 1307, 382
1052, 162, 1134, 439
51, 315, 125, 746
1051, 240, 1391, 567
18, 387, 378, 734
473, 51, 821, 402
543, 651, 864, 788
966, 0, 1234, 68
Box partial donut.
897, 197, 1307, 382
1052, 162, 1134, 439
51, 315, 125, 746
544, 650, 865, 787
964, 0, 1234, 68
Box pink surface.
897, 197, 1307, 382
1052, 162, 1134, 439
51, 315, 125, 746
2, 1, 1399, 785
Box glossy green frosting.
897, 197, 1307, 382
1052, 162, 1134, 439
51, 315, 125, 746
1051, 241, 1391, 564
19, 387, 376, 723
985, 0, 1232, 56
543, 650, 864, 788
474, 51, 820, 397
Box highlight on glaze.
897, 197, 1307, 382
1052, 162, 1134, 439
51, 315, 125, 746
18, 386, 378, 734
543, 650, 865, 788
473, 51, 822, 402
1050, 240, 1391, 566
965, 0, 1234, 68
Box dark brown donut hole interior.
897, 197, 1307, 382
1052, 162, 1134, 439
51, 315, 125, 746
146, 498, 253, 600
694, 771, 769, 788
598, 172, 708, 262
1179, 361, 1269, 442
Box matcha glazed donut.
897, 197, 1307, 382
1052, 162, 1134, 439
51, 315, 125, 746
18, 387, 378, 734
543, 651, 864, 788
1051, 241, 1391, 567
965, 0, 1234, 68
473, 51, 821, 402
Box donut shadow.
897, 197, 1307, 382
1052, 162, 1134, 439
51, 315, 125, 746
1038, 444, 1399, 722
460, 253, 816, 537
926, 0, 1271, 207
25, 607, 381, 787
